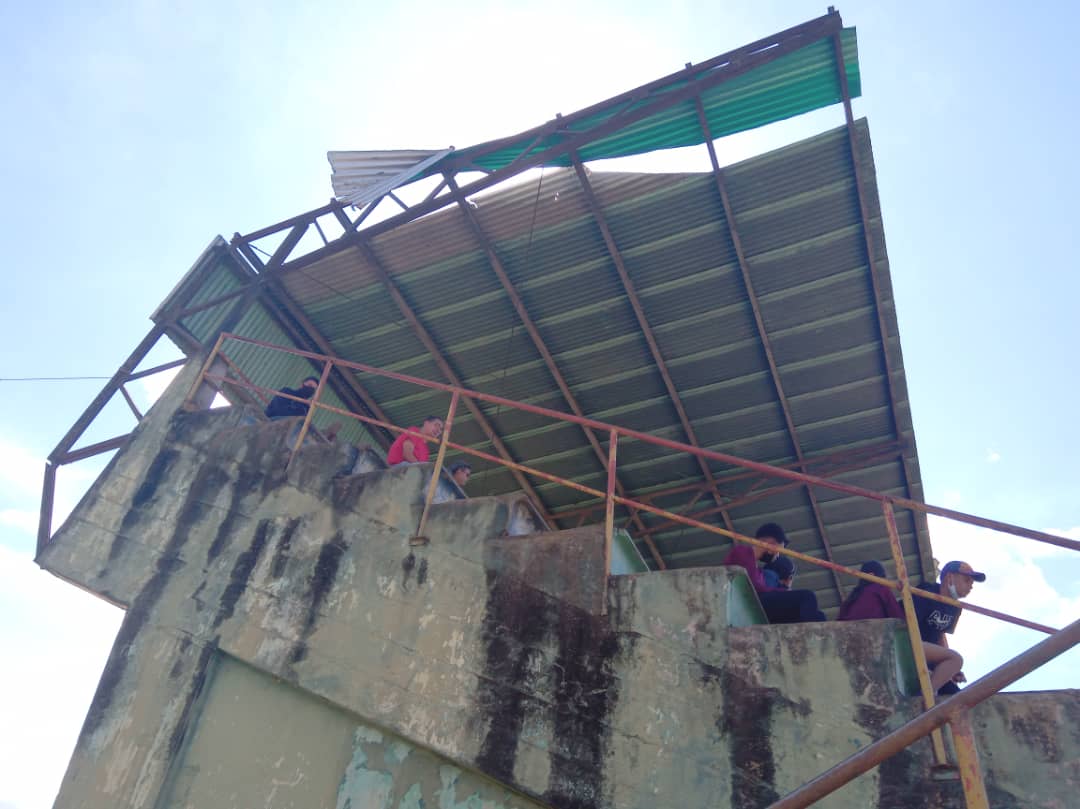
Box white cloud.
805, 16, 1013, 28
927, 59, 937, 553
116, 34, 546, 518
0, 509, 38, 535
985, 449, 1001, 463
927, 515, 1080, 691
0, 546, 122, 809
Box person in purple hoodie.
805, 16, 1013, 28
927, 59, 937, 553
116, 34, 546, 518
837, 560, 904, 621
723, 522, 825, 623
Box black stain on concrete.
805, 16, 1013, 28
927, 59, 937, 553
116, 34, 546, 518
212, 519, 272, 630
270, 517, 302, 579
475, 571, 551, 784
169, 635, 193, 679
401, 551, 416, 588
543, 599, 622, 809
81, 461, 229, 741
166, 639, 217, 758
417, 557, 428, 586
719, 669, 780, 808
288, 530, 347, 665
131, 449, 180, 509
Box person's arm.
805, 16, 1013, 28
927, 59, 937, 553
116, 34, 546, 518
402, 439, 418, 463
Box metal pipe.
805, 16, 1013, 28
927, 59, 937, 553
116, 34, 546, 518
604, 429, 618, 584
884, 502, 948, 764
286, 359, 332, 469
950, 708, 991, 809
212, 333, 1080, 554
767, 616, 1080, 809
414, 391, 460, 543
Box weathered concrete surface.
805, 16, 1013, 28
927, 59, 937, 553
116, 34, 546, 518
37, 363, 1080, 809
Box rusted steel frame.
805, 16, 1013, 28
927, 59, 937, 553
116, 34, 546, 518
258, 16, 842, 282
125, 357, 187, 382
950, 709, 991, 809
36, 463, 58, 556
422, 178, 449, 205
48, 323, 166, 463
118, 384, 144, 420
264, 222, 310, 271
211, 333, 1080, 554
444, 174, 661, 566
54, 434, 132, 465
218, 352, 270, 406
313, 218, 329, 246
169, 287, 250, 321
354, 239, 557, 527
768, 615, 1080, 809
387, 191, 409, 212
570, 150, 735, 547
226, 239, 394, 451
639, 447, 905, 537
830, 30, 927, 578
440, 12, 839, 172
696, 95, 844, 603
884, 502, 949, 764
183, 331, 229, 408
286, 359, 333, 469
414, 391, 460, 542
604, 430, 618, 581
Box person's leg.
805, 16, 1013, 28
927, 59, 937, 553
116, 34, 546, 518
759, 590, 826, 624
922, 642, 963, 692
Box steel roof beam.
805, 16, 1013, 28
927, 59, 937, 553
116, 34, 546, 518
232, 14, 842, 283
348, 235, 558, 528
830, 31, 928, 582
227, 238, 395, 451
444, 174, 666, 568
695, 96, 846, 602
569, 151, 739, 542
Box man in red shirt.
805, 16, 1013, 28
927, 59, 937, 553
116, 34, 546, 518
387, 416, 444, 465
722, 522, 825, 623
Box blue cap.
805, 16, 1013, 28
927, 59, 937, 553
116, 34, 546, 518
941, 560, 986, 582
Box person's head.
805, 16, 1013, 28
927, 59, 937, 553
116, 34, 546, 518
842, 560, 889, 608
766, 554, 797, 589
754, 522, 789, 562
301, 376, 319, 390
419, 416, 444, 439
449, 461, 472, 488
939, 560, 986, 599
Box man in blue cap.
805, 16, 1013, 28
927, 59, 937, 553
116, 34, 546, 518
913, 560, 987, 695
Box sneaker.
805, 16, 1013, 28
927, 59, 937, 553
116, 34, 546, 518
937, 681, 961, 696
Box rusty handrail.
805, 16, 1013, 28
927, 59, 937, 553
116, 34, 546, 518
768, 616, 1080, 809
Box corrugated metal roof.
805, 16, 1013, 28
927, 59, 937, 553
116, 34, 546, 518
328, 149, 451, 207
172, 118, 931, 614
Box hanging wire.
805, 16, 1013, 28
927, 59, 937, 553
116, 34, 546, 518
0, 376, 111, 382
486, 168, 547, 493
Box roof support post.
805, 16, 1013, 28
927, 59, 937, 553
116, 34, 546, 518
695, 96, 845, 603
569, 151, 737, 548
351, 235, 558, 528
830, 31, 928, 581
444, 174, 666, 568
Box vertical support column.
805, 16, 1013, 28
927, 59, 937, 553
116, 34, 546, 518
950, 709, 991, 809
604, 429, 618, 603
413, 391, 460, 544
287, 359, 333, 467
882, 501, 949, 765
184, 331, 229, 408
36, 462, 58, 556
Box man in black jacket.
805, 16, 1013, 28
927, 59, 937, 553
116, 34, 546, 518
264, 376, 319, 419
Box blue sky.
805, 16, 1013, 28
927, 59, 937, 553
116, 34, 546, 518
1, 1, 1078, 807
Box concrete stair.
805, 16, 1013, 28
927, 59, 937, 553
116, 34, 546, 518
37, 402, 1080, 809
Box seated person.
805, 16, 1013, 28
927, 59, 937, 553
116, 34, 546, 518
386, 416, 444, 465
837, 560, 903, 621
722, 522, 825, 623
913, 561, 985, 696
763, 554, 796, 590
449, 461, 472, 490
264, 376, 318, 419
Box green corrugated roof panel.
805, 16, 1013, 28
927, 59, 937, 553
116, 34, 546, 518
453, 28, 859, 172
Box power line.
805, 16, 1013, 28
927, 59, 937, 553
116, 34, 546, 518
0, 376, 111, 382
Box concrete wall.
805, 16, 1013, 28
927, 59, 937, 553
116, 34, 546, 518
37, 362, 1080, 809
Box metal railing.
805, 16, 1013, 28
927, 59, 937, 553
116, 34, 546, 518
96, 333, 1080, 808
